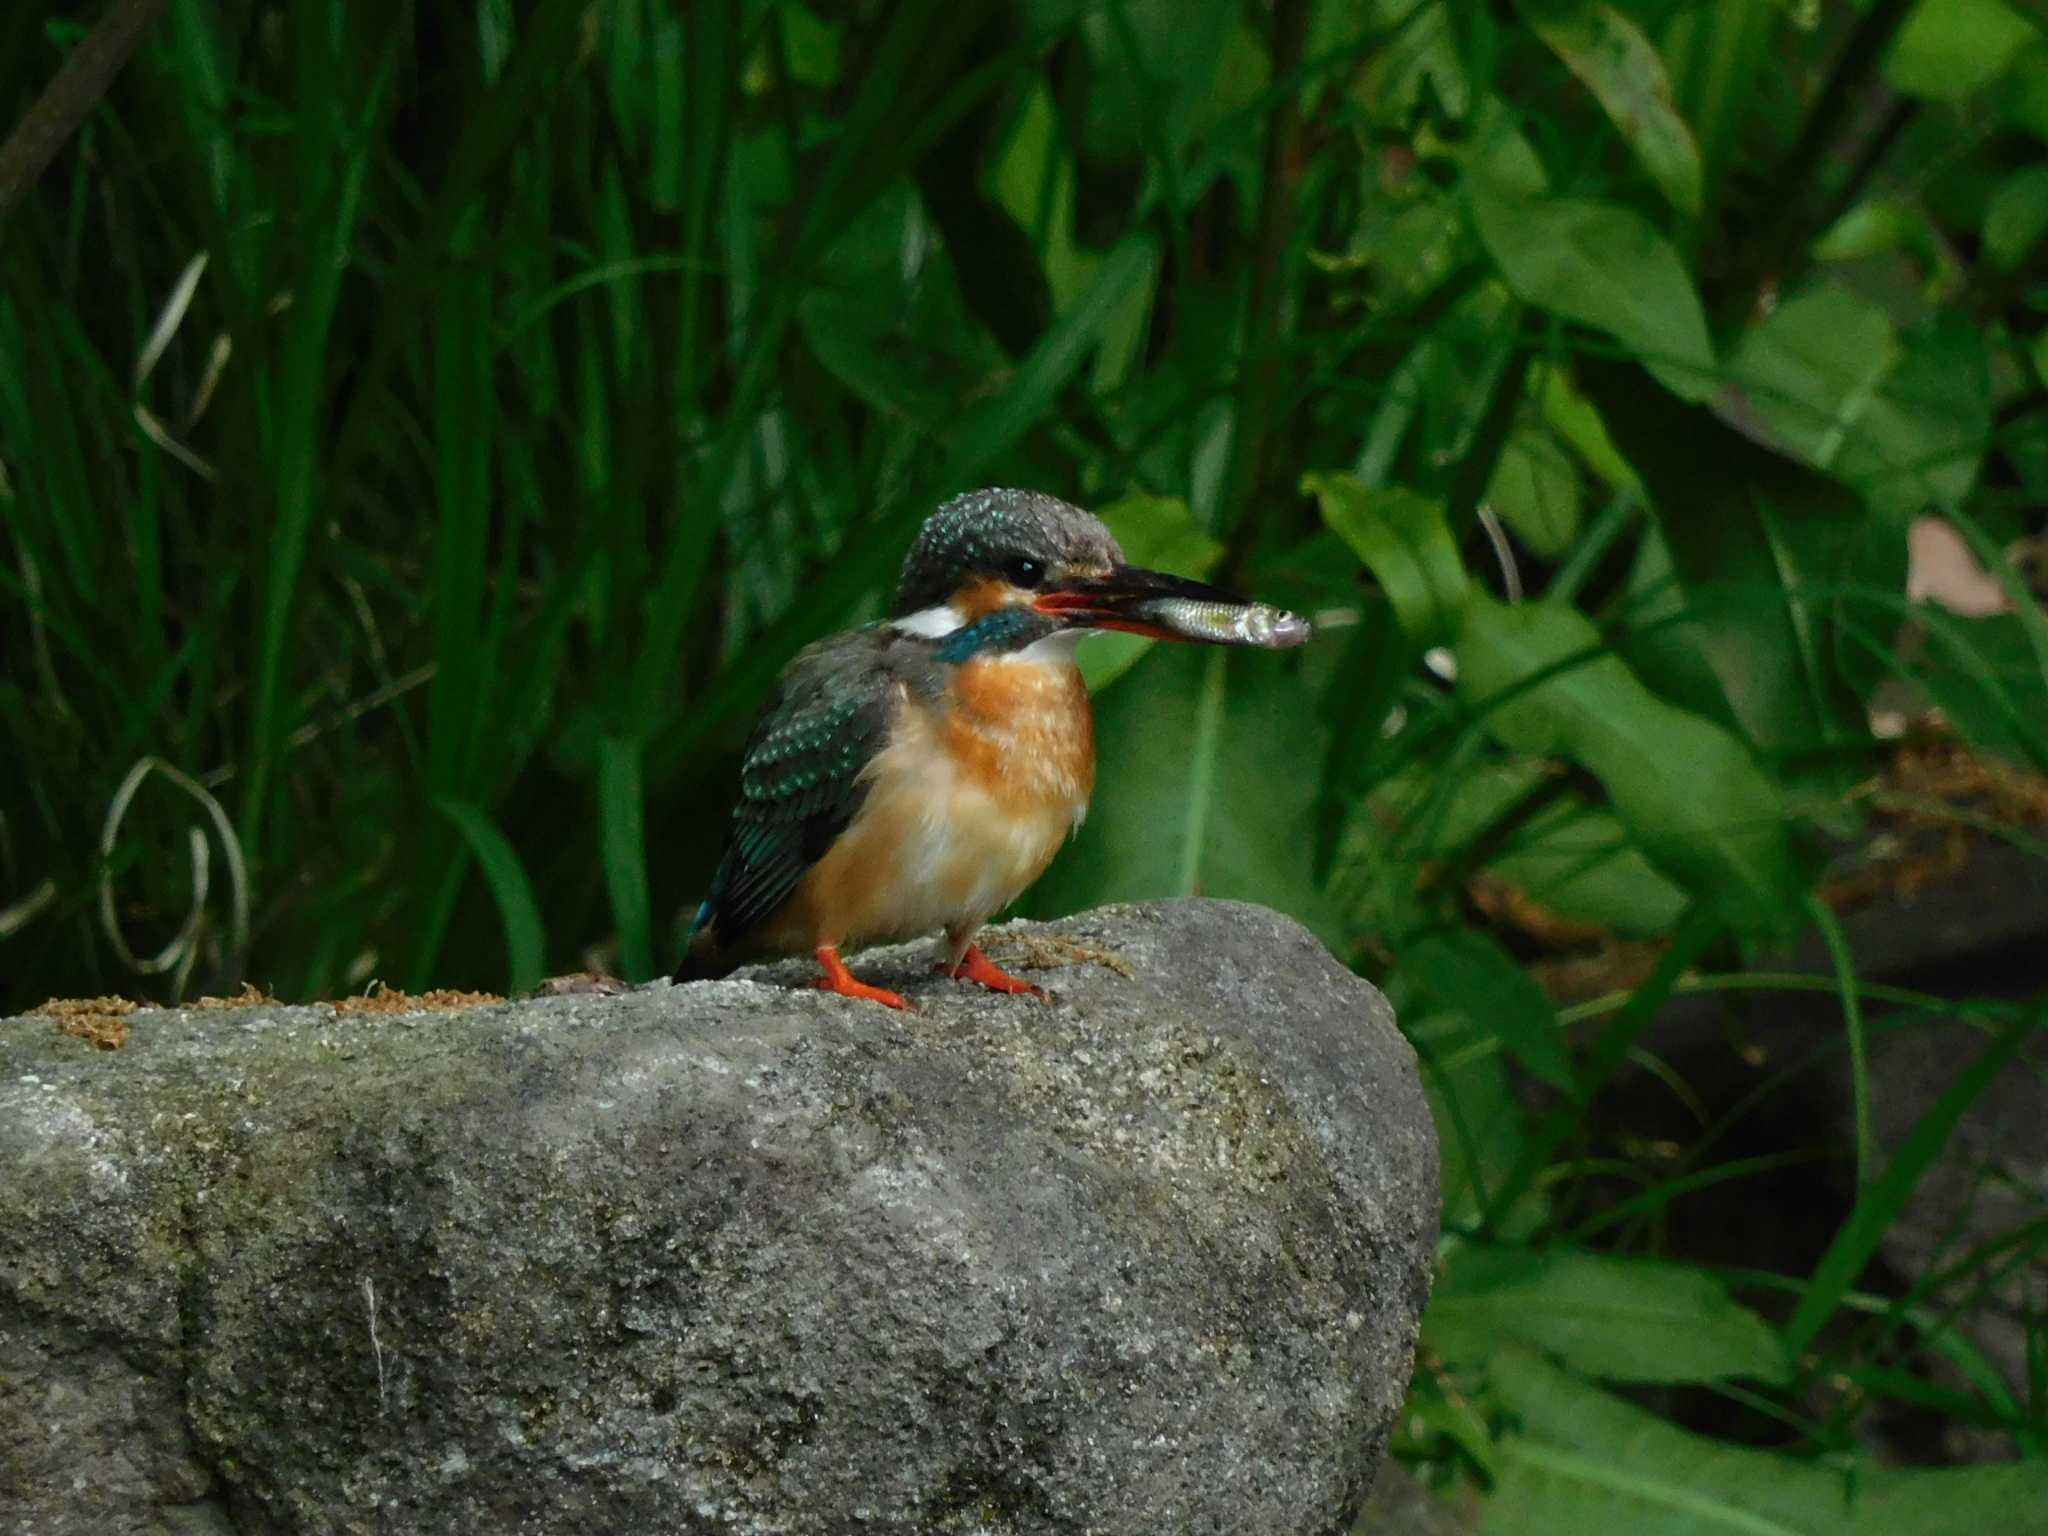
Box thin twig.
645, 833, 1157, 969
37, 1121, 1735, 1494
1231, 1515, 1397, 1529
0, 0, 167, 223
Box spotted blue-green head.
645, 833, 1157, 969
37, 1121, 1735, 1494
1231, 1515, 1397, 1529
891, 489, 1124, 619
890, 487, 1313, 652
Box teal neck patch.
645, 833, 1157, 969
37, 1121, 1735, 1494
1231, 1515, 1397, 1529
936, 608, 1062, 663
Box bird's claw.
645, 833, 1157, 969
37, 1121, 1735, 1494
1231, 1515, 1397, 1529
812, 945, 913, 1010
937, 944, 1047, 999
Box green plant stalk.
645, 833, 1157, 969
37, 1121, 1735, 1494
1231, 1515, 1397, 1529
599, 736, 654, 981
1807, 892, 1875, 1189
1483, 903, 1727, 1232
1782, 1013, 2040, 1361
1442, 318, 1533, 536
1221, 0, 1313, 564
1717, 0, 1918, 325
1547, 491, 1639, 604
241, 32, 384, 862
323, 0, 590, 494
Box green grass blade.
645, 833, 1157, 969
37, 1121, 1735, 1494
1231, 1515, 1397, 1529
434, 796, 544, 993
598, 735, 653, 981
427, 259, 493, 793
1782, 1011, 2041, 1361
1806, 892, 1874, 1189
241, 35, 384, 854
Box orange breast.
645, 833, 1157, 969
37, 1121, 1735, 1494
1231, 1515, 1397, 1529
943, 653, 1096, 815
755, 655, 1095, 954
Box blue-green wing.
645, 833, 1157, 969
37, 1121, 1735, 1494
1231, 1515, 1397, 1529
693, 634, 901, 952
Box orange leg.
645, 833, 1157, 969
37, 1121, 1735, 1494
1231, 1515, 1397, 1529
813, 945, 910, 1010
940, 943, 1044, 998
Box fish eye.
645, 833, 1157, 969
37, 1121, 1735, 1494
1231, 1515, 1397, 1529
1007, 557, 1044, 588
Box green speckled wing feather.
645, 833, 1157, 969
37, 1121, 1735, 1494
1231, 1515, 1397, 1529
692, 630, 905, 956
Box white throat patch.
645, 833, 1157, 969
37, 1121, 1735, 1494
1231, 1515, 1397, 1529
892, 604, 965, 638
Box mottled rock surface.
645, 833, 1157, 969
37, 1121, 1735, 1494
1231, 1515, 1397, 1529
1, 899, 1436, 1535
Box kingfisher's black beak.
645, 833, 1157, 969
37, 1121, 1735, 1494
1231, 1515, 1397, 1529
1033, 566, 1312, 649
1034, 566, 1243, 638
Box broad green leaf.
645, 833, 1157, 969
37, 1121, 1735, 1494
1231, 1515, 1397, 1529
1456, 595, 1803, 936
1466, 189, 1716, 401
435, 797, 545, 994
1078, 0, 1248, 162
1832, 316, 1990, 520
797, 289, 962, 422
1902, 609, 2048, 771
1374, 762, 1688, 936
1984, 163, 2048, 268
1886, 0, 2034, 102
1356, 0, 1471, 122
1304, 473, 1468, 645
1466, 108, 1551, 198
1427, 1247, 1790, 1384
1662, 0, 1776, 200
1518, 0, 1703, 216
1490, 802, 1690, 938
1727, 302, 1990, 522
1372, 759, 1551, 849
778, 3, 841, 85
1410, 1012, 1544, 1236
2000, 38, 2048, 138
1537, 369, 1638, 491
1024, 642, 1339, 947
1400, 929, 1574, 1093
1374, 753, 1689, 940
1724, 286, 1900, 471
1812, 198, 1924, 262
1483, 1346, 2048, 1535
1486, 429, 1583, 558
1579, 357, 1882, 772
1082, 493, 1226, 691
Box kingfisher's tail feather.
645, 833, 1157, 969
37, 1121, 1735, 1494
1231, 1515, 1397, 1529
671, 901, 736, 983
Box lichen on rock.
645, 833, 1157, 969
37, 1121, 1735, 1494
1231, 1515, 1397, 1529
0, 899, 1437, 1535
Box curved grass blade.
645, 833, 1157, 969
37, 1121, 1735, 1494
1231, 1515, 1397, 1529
435, 796, 544, 994
1782, 1009, 2041, 1361
598, 736, 653, 982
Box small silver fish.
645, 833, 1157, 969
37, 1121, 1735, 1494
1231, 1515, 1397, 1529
1135, 596, 1313, 649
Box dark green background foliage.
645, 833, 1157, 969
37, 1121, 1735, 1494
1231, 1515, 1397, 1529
5, 0, 2047, 1526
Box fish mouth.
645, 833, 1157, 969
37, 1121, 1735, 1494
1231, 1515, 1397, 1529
1032, 566, 1312, 648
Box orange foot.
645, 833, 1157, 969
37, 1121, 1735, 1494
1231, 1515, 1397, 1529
938, 944, 1044, 998
814, 945, 911, 1010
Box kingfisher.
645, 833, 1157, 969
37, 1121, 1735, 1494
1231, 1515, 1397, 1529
675, 488, 1309, 1008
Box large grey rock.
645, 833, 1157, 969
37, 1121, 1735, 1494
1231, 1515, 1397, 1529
0, 899, 1435, 1535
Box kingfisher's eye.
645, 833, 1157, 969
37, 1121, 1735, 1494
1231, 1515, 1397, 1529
1008, 557, 1044, 588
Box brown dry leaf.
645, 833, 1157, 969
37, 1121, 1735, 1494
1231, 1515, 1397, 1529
1884, 736, 2048, 825
197, 981, 280, 1009
330, 987, 500, 1016
1530, 938, 1667, 1005
1466, 870, 1610, 950
38, 996, 138, 1051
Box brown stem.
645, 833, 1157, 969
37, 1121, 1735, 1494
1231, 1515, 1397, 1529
0, 0, 167, 224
